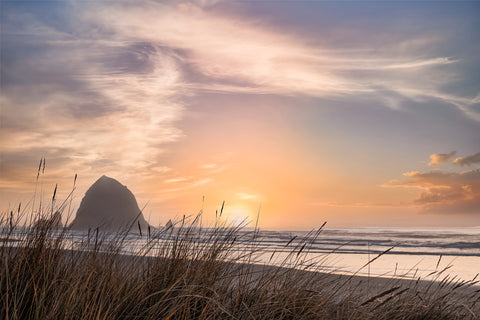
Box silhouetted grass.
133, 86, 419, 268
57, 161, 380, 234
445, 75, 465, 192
1, 189, 479, 319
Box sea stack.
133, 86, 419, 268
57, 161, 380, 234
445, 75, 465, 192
70, 175, 149, 231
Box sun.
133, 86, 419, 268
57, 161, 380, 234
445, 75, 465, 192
223, 204, 255, 226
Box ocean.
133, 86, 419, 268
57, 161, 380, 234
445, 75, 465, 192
127, 226, 480, 282
8, 226, 480, 282
251, 227, 480, 282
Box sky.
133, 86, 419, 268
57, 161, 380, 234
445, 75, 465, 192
0, 0, 479, 229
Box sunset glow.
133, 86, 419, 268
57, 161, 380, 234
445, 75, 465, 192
1, 0, 479, 229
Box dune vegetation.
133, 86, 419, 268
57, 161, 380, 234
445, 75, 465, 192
1, 182, 479, 319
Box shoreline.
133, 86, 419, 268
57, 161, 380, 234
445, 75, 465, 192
3, 232, 480, 318
109, 248, 480, 301
4, 239, 479, 290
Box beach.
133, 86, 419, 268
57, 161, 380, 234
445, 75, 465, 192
2, 223, 479, 319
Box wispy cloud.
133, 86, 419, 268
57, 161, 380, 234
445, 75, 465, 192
161, 177, 213, 194
199, 163, 217, 169
236, 192, 262, 201
2, 0, 477, 186
0, 4, 186, 192
1, 0, 479, 227
164, 177, 190, 184
85, 1, 479, 120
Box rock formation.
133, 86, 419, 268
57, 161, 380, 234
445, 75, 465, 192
70, 175, 149, 231
35, 211, 63, 229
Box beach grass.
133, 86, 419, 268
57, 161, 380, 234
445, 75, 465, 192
1, 196, 479, 319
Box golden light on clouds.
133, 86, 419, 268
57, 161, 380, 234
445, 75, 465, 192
1, 0, 479, 228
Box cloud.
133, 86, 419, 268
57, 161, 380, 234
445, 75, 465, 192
0, 4, 185, 191
161, 177, 213, 193
199, 164, 217, 169
236, 192, 262, 201
3, 0, 478, 179
384, 169, 480, 214
83, 1, 480, 121
164, 177, 190, 184
428, 151, 456, 166
1, 0, 479, 217
454, 152, 480, 166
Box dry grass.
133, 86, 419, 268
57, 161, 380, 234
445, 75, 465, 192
1, 178, 479, 319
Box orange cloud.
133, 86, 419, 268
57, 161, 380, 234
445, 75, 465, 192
385, 169, 480, 214
428, 151, 456, 166
454, 152, 480, 166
